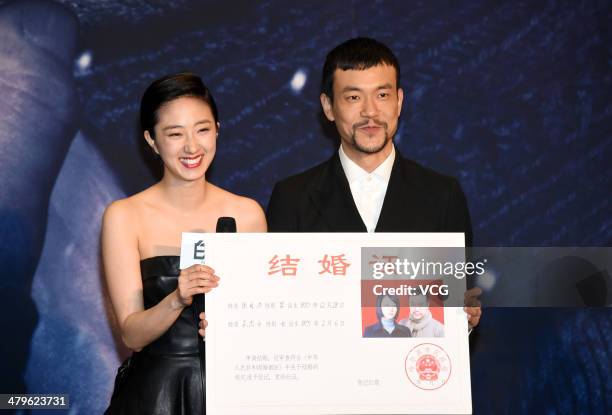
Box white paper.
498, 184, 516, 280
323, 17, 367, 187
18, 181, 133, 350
180, 232, 472, 414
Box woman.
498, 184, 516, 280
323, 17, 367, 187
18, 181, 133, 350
103, 72, 266, 414
363, 294, 411, 338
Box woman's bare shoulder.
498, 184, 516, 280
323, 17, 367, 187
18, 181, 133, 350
209, 184, 267, 232
103, 186, 157, 225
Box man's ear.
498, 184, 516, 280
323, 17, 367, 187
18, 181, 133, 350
320, 93, 335, 122
397, 87, 404, 118
144, 130, 159, 155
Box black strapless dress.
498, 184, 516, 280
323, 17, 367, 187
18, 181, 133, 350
105, 256, 205, 415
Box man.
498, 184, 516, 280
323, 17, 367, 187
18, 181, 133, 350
399, 294, 445, 338
266, 37, 481, 328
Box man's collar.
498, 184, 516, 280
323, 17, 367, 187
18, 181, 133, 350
338, 143, 395, 184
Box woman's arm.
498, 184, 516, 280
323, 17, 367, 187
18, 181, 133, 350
102, 200, 218, 350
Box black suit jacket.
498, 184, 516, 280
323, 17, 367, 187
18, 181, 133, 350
266, 150, 473, 246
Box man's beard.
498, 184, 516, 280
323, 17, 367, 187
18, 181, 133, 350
349, 119, 390, 154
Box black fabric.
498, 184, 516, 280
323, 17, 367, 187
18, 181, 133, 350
105, 256, 204, 415
267, 150, 479, 344
363, 322, 412, 338
266, 150, 473, 246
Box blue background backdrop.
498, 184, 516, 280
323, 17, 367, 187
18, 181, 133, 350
0, 0, 610, 413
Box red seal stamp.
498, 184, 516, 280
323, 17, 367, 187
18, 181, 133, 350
404, 343, 451, 390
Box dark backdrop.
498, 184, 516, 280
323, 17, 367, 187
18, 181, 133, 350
0, 0, 609, 413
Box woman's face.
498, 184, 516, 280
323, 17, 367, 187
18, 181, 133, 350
145, 96, 218, 182
380, 296, 398, 320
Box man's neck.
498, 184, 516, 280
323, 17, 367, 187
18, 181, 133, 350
340, 142, 394, 173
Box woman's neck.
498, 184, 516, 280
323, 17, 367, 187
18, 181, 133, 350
157, 175, 209, 212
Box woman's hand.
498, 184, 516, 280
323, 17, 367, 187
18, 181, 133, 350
176, 264, 220, 307
198, 312, 208, 337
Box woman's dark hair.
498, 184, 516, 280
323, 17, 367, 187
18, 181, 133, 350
375, 294, 401, 321
140, 72, 219, 138
321, 37, 400, 101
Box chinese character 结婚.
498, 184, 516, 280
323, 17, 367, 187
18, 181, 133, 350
318, 254, 351, 276
268, 254, 301, 276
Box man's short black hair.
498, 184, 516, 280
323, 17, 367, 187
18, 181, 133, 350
321, 37, 401, 100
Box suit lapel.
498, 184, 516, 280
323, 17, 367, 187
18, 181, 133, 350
375, 151, 415, 232
308, 153, 367, 232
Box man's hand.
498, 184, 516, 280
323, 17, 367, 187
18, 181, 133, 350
464, 287, 482, 329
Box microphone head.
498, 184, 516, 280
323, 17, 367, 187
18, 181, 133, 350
216, 217, 237, 233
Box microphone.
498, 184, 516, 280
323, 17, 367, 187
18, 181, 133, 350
216, 217, 237, 233
193, 217, 236, 337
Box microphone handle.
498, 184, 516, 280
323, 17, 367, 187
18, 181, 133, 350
193, 217, 237, 336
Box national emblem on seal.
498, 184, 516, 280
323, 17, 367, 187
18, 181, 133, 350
405, 343, 451, 390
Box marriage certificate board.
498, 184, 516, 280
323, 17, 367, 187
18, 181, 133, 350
180, 233, 472, 414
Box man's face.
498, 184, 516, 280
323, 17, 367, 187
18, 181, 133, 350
321, 64, 403, 159
409, 295, 429, 320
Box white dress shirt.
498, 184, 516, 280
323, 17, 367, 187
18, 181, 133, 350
338, 144, 395, 232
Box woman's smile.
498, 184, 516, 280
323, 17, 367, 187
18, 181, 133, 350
179, 155, 203, 168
